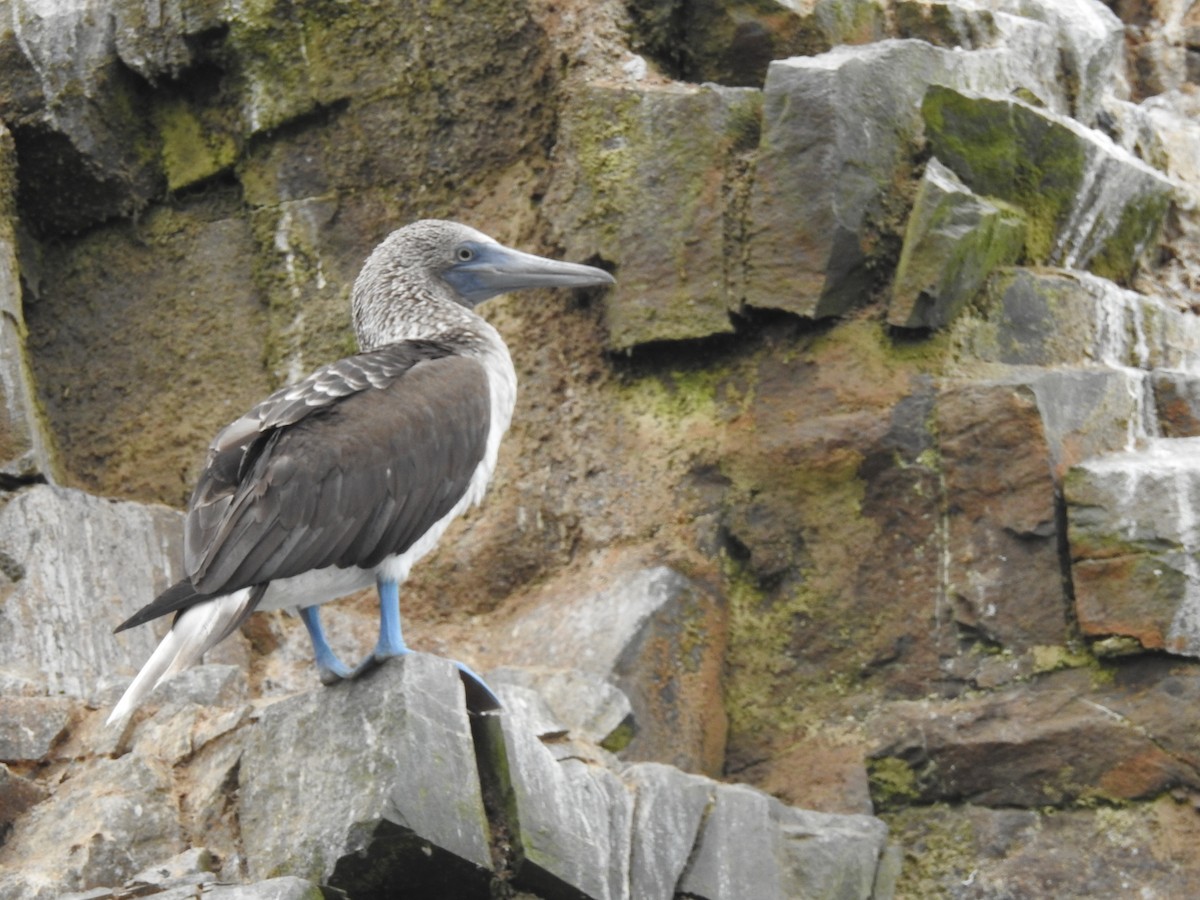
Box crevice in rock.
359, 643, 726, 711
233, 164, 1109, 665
0, 471, 46, 494
468, 713, 524, 896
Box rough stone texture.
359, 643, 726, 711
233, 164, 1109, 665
923, 85, 1175, 282
0, 762, 47, 835
59, 876, 324, 900
677, 782, 888, 900
949, 267, 1200, 372
3, 0, 1200, 897
0, 754, 184, 899
868, 669, 1199, 808
488, 666, 634, 749
887, 157, 1025, 329
544, 82, 759, 350
622, 762, 714, 900
0, 695, 73, 762
504, 566, 727, 775
745, 40, 1010, 318
25, 193, 273, 505
1153, 369, 1200, 436
626, 0, 886, 87
0, 484, 184, 698
239, 653, 492, 883
0, 0, 165, 235
495, 682, 634, 900
1066, 437, 1200, 657
937, 381, 1069, 650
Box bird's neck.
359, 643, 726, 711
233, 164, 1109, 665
352, 275, 482, 351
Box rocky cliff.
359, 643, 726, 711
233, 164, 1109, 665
2, 0, 1200, 897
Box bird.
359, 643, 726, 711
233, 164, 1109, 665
107, 220, 614, 724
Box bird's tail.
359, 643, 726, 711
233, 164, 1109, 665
107, 585, 264, 725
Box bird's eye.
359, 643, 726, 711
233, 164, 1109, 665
456, 246, 474, 262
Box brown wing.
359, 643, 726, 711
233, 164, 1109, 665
185, 346, 491, 593
115, 343, 491, 631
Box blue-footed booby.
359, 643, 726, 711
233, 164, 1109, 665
109, 220, 614, 723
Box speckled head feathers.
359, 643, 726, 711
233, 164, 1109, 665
351, 220, 614, 350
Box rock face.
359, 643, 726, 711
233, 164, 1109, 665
4, 0, 1200, 897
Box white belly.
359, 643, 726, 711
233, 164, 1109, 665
256, 565, 376, 612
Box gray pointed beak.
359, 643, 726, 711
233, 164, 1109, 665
443, 243, 615, 306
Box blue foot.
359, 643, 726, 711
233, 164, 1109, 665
301, 580, 503, 714
299, 605, 356, 685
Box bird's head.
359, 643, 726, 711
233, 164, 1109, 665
353, 219, 615, 347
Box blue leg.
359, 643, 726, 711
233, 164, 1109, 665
304, 579, 502, 713
373, 577, 409, 658
372, 576, 502, 712
299, 605, 356, 685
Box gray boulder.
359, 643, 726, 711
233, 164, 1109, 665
888, 157, 1025, 329
545, 82, 760, 350
623, 762, 715, 900
949, 268, 1200, 372
504, 565, 727, 774
923, 86, 1175, 282
745, 39, 1010, 318
1065, 437, 1200, 658
677, 782, 889, 900
238, 653, 492, 886
494, 682, 634, 900
0, 484, 183, 698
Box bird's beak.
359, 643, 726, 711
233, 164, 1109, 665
444, 243, 616, 307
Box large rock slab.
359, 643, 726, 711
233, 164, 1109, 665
0, 754, 184, 899
923, 86, 1175, 282
0, 0, 163, 234
494, 683, 634, 900
238, 653, 492, 887
492, 691, 892, 900
1065, 437, 1200, 657
744, 39, 1010, 318
677, 781, 889, 900
504, 566, 727, 774
0, 484, 183, 698
949, 267, 1200, 372
894, 0, 1121, 121
623, 762, 715, 900
545, 82, 760, 350
937, 381, 1069, 649
888, 157, 1025, 329
868, 671, 1198, 808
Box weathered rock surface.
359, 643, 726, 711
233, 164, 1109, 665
545, 82, 759, 349
504, 566, 728, 775
868, 669, 1199, 808
0, 484, 184, 697
0, 754, 184, 899
923, 85, 1175, 282
744, 39, 1010, 318
0, 121, 53, 483
3, 0, 1200, 897
240, 655, 492, 885
1066, 437, 1200, 657
888, 157, 1025, 329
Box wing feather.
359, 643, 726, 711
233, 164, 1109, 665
185, 345, 491, 597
